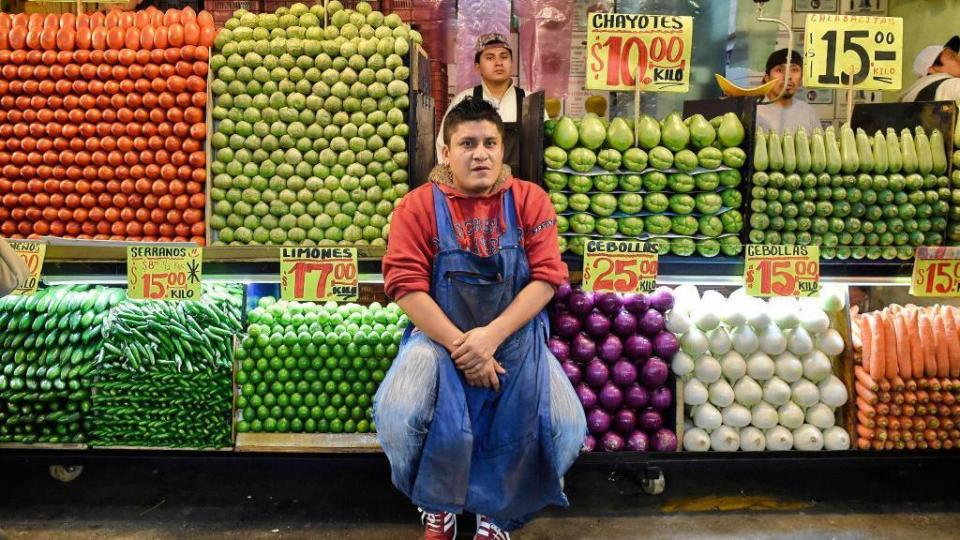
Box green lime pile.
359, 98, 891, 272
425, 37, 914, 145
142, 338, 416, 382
752, 123, 951, 260
235, 297, 407, 434
209, 1, 423, 246
0, 285, 125, 444
91, 285, 244, 449
543, 112, 746, 257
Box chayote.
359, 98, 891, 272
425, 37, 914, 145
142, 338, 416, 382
646, 215, 672, 235
617, 193, 644, 214
544, 146, 568, 169
694, 172, 720, 191
642, 171, 668, 192
623, 147, 649, 172
590, 193, 618, 217
543, 171, 568, 191
597, 149, 622, 172
618, 216, 644, 236
669, 194, 696, 215
644, 193, 670, 214
697, 146, 723, 169
694, 192, 723, 214
668, 173, 695, 193
673, 149, 699, 172
619, 174, 643, 192
649, 146, 675, 170
568, 175, 593, 194
568, 147, 597, 173
594, 174, 619, 193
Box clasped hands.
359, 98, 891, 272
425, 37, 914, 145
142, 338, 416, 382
449, 325, 507, 391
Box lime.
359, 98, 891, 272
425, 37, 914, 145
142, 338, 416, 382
263, 393, 276, 407
344, 394, 357, 408
250, 419, 263, 432
237, 421, 250, 433
330, 419, 343, 433
304, 418, 317, 433
324, 406, 337, 421
357, 420, 370, 433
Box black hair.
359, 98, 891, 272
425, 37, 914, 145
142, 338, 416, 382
442, 96, 505, 146
474, 44, 513, 65
765, 48, 804, 74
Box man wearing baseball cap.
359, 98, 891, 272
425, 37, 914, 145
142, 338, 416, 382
756, 48, 822, 134
436, 33, 528, 173
901, 36, 960, 102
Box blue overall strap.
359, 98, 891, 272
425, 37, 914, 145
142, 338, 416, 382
499, 186, 520, 249
432, 183, 460, 252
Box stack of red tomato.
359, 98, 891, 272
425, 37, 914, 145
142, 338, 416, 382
0, 7, 215, 244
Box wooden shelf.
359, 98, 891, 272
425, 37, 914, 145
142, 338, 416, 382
235, 433, 382, 453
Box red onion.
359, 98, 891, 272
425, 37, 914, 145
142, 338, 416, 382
612, 310, 639, 337
638, 309, 665, 337
611, 359, 638, 387
555, 282, 573, 303
624, 334, 653, 360
584, 311, 612, 337
576, 383, 598, 410
571, 332, 597, 362
587, 408, 612, 435
583, 434, 596, 452
638, 408, 664, 432
654, 428, 678, 452
627, 430, 650, 451
652, 332, 679, 359
597, 334, 623, 363
584, 359, 609, 389
553, 313, 581, 339
549, 337, 570, 362
622, 293, 650, 315
568, 291, 595, 315
613, 408, 637, 434
640, 357, 669, 389
647, 287, 675, 313
598, 382, 624, 411
561, 361, 582, 386
650, 386, 673, 411
624, 384, 650, 409
595, 292, 622, 315
600, 431, 626, 452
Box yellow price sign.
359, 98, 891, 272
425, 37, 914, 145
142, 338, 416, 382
127, 246, 202, 300
744, 245, 820, 298
803, 14, 903, 91
910, 246, 960, 297
586, 13, 693, 92
280, 247, 358, 302
7, 240, 46, 296
582, 240, 658, 293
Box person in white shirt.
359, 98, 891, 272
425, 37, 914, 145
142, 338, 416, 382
755, 49, 822, 134
900, 36, 960, 103
436, 33, 527, 173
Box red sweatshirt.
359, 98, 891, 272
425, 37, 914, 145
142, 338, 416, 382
383, 177, 567, 300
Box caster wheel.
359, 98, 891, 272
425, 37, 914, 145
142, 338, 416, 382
49, 465, 84, 483
641, 471, 665, 495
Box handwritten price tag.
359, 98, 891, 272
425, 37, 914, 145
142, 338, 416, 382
910, 247, 960, 297
127, 246, 202, 300
586, 13, 693, 92
7, 240, 45, 296
280, 247, 358, 302
804, 14, 904, 91
582, 240, 658, 294
744, 245, 820, 297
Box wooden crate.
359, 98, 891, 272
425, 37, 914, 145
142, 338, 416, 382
235, 432, 382, 453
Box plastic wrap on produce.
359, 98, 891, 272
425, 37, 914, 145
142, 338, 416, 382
454, 0, 511, 91
515, 0, 575, 99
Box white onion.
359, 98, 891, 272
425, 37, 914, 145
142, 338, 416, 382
801, 351, 833, 382
770, 297, 800, 329
691, 304, 721, 332
762, 376, 792, 406
681, 327, 710, 358
707, 327, 732, 355
683, 378, 709, 405
746, 352, 776, 381
786, 327, 814, 355
777, 401, 805, 429
805, 403, 836, 429
710, 425, 741, 452
750, 401, 779, 430
790, 379, 820, 408
815, 329, 845, 357
672, 350, 696, 378
819, 286, 846, 313
758, 323, 787, 355
730, 324, 759, 355
774, 352, 804, 383
693, 403, 723, 430
672, 284, 701, 314
745, 298, 771, 328
708, 378, 735, 408
799, 307, 830, 334
765, 425, 794, 451
683, 427, 711, 452
739, 426, 766, 451
793, 424, 825, 451
694, 355, 722, 384
721, 403, 752, 428
818, 375, 849, 408
665, 309, 692, 334
720, 351, 747, 382
733, 376, 763, 406
823, 426, 851, 450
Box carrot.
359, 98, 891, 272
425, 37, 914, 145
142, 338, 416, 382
944, 439, 954, 450
857, 424, 874, 439
931, 391, 945, 403
903, 391, 918, 405
887, 416, 901, 431
857, 397, 876, 417
892, 375, 906, 392
928, 378, 942, 392
892, 392, 905, 405
879, 391, 892, 403
877, 403, 891, 416
903, 404, 915, 417
875, 415, 888, 428
876, 429, 888, 441
855, 365, 879, 392
858, 313, 872, 365
901, 416, 914, 431
867, 313, 885, 379
906, 310, 923, 378
856, 381, 878, 404
878, 377, 892, 392
890, 404, 902, 416
906, 439, 917, 450
857, 437, 872, 450
943, 307, 960, 377
894, 314, 912, 379
881, 312, 898, 377
903, 431, 914, 442
919, 312, 938, 377
857, 410, 875, 428
906, 377, 918, 392
934, 314, 951, 377
889, 430, 902, 442
872, 440, 885, 451
917, 390, 930, 404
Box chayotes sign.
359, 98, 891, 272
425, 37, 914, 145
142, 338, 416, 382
744, 245, 820, 297
911, 246, 960, 297
803, 14, 904, 91
582, 240, 658, 293
587, 13, 693, 92
6, 240, 46, 296
281, 247, 359, 302
127, 246, 203, 300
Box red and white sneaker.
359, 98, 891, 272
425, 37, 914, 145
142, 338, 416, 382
474, 515, 511, 540
420, 508, 457, 540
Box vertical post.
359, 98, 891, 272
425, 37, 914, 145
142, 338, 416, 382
633, 56, 642, 146
845, 65, 855, 124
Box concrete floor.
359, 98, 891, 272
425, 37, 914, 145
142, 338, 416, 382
2, 454, 960, 539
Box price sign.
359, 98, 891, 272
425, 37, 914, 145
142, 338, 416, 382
7, 240, 46, 295
744, 245, 820, 297
280, 247, 358, 302
586, 13, 693, 92
910, 246, 960, 297
582, 240, 658, 293
127, 246, 202, 300
803, 14, 903, 91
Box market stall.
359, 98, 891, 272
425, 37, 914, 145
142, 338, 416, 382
0, 0, 959, 500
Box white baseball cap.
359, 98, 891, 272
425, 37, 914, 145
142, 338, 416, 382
913, 36, 960, 77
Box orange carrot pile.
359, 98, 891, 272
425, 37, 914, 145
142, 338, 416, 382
851, 305, 960, 451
